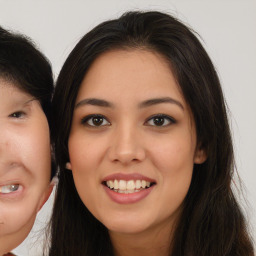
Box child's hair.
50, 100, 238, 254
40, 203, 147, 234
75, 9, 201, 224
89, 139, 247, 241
49, 11, 254, 255
0, 26, 56, 178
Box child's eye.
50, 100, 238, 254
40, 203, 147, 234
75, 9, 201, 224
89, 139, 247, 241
0, 184, 21, 194
9, 111, 26, 119
145, 114, 175, 127
81, 115, 110, 127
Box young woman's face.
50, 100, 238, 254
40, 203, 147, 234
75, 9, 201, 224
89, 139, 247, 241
68, 50, 206, 237
0, 80, 52, 254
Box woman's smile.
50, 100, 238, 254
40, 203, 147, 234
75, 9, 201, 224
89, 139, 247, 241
101, 173, 156, 204
68, 49, 206, 235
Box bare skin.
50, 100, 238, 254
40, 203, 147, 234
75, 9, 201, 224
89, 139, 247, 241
68, 49, 206, 256
110, 212, 178, 256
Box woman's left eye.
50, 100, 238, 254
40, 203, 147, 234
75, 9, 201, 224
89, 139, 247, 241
0, 184, 21, 194
9, 111, 26, 119
145, 114, 175, 127
81, 115, 110, 127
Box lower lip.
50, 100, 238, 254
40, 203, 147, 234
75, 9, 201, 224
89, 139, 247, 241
103, 185, 154, 204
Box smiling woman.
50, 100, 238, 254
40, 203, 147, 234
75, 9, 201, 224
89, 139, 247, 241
49, 11, 254, 256
67, 49, 204, 236
0, 27, 55, 255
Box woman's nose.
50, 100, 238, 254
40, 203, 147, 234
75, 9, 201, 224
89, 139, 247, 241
107, 124, 146, 165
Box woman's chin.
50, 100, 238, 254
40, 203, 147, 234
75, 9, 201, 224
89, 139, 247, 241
108, 225, 148, 236
103, 218, 152, 235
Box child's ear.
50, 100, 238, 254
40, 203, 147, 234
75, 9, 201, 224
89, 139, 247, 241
37, 177, 57, 212
194, 145, 207, 164
66, 162, 72, 170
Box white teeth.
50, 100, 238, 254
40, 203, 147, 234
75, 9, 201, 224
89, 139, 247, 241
127, 180, 135, 190
105, 179, 153, 193
119, 180, 126, 190
135, 180, 141, 189
109, 180, 114, 189
114, 179, 118, 190
106, 180, 114, 189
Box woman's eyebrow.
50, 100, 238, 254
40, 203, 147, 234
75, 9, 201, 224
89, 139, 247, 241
75, 97, 184, 110
139, 97, 184, 110
75, 98, 113, 109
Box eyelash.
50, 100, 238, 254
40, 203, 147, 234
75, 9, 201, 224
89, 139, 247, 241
81, 114, 175, 127
81, 114, 110, 127
145, 114, 176, 127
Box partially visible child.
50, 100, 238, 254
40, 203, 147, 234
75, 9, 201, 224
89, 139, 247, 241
0, 26, 55, 255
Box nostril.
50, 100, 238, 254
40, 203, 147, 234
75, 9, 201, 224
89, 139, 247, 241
107, 138, 146, 164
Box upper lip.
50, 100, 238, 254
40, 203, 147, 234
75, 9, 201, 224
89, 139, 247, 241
102, 173, 156, 183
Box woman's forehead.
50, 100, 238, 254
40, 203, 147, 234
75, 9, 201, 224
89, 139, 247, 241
77, 49, 185, 103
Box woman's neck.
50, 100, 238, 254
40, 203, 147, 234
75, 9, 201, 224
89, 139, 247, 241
109, 218, 176, 256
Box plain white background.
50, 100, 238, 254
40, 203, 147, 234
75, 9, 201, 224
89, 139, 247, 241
0, 0, 255, 255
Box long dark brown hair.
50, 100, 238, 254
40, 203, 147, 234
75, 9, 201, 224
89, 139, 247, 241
49, 11, 254, 256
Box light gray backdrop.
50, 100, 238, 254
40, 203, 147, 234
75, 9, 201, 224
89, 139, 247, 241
0, 0, 255, 255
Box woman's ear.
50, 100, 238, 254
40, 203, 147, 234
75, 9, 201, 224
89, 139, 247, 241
194, 146, 207, 164
66, 162, 72, 170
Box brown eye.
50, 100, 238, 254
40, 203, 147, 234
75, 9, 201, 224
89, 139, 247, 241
145, 114, 175, 127
153, 117, 165, 126
81, 115, 110, 127
92, 116, 104, 126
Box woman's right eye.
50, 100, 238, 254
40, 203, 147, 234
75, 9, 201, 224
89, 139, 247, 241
9, 111, 26, 119
81, 115, 110, 127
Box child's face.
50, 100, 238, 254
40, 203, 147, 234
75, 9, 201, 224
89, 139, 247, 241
0, 79, 52, 255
